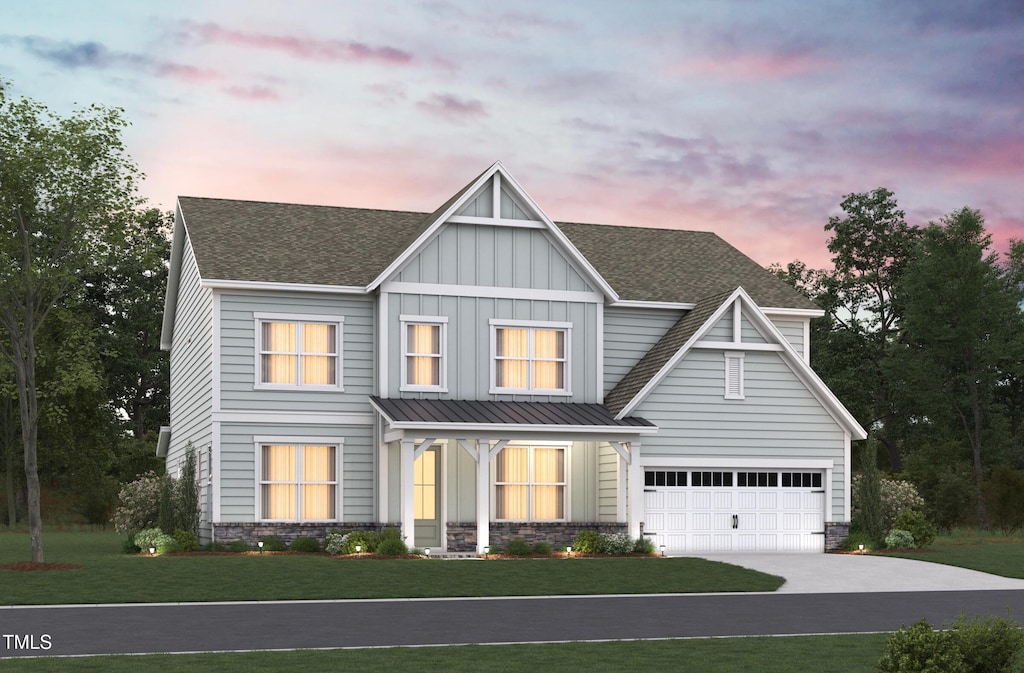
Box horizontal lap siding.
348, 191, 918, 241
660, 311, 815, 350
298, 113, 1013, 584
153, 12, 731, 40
602, 307, 682, 396
636, 349, 846, 520
771, 319, 805, 353
219, 423, 374, 522
168, 237, 213, 466
390, 294, 600, 403
219, 293, 374, 414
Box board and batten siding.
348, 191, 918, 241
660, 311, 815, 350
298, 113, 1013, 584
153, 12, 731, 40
218, 292, 375, 413
395, 222, 594, 292
634, 348, 847, 520
168, 235, 213, 466
602, 306, 683, 395
387, 294, 601, 403
219, 423, 374, 522
597, 443, 619, 522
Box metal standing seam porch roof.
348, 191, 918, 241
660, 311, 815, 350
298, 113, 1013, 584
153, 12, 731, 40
370, 396, 656, 433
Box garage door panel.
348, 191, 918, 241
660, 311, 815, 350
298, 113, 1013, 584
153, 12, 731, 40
737, 492, 756, 509
758, 512, 777, 530
713, 492, 733, 510
692, 513, 711, 530
759, 492, 777, 509
692, 492, 711, 510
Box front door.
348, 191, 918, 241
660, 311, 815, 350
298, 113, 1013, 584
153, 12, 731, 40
413, 446, 441, 550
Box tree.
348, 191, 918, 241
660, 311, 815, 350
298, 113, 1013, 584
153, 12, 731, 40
821, 188, 921, 471
0, 81, 141, 561
898, 208, 1022, 530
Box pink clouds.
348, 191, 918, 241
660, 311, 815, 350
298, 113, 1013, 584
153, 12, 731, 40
669, 51, 830, 81
177, 22, 413, 65
416, 94, 487, 119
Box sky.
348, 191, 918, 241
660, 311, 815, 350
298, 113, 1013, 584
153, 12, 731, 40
1, 0, 1021, 269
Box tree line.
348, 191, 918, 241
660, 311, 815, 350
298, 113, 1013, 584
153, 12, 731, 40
772, 189, 1024, 531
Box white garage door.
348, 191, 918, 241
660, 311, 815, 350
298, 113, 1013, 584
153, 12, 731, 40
644, 470, 826, 553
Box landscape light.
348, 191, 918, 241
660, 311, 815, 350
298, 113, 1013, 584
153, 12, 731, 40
258, 540, 264, 554
425, 548, 431, 557
858, 544, 864, 552
659, 544, 666, 557
149, 546, 156, 556
565, 546, 572, 557
483, 545, 490, 557
355, 544, 362, 554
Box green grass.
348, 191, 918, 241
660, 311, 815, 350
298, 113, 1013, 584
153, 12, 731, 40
0, 635, 889, 672
883, 528, 1024, 579
0, 532, 783, 605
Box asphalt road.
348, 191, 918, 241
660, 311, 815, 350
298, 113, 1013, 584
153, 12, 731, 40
3, 590, 1024, 658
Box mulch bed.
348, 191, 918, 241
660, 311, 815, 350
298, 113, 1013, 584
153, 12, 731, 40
0, 562, 84, 572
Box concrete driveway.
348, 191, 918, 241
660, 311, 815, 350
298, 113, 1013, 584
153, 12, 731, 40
690, 552, 1024, 593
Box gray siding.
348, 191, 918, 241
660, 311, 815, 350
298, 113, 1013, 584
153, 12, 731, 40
569, 442, 599, 521
635, 349, 847, 519
396, 222, 593, 292
389, 294, 601, 402
447, 441, 478, 522
771, 318, 806, 353
740, 314, 767, 343
219, 292, 374, 413
167, 236, 213, 468
219, 422, 374, 522
597, 443, 619, 522
603, 306, 683, 395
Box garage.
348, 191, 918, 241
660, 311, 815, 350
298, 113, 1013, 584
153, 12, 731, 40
643, 469, 826, 553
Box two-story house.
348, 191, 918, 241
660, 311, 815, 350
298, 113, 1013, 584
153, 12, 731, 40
159, 162, 865, 555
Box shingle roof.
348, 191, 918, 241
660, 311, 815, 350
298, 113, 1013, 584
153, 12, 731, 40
604, 290, 735, 416
177, 195, 817, 309
370, 396, 654, 429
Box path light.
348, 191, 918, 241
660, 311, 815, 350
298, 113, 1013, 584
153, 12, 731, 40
483, 545, 490, 558
425, 548, 431, 557
565, 546, 572, 557
258, 540, 264, 554
858, 544, 864, 552
659, 544, 666, 557
355, 544, 362, 554
149, 546, 156, 556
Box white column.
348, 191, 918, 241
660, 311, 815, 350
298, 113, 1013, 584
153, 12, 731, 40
477, 439, 490, 554
627, 440, 643, 538
617, 452, 628, 523
400, 438, 415, 546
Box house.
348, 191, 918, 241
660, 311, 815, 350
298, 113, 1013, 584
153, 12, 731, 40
158, 162, 866, 554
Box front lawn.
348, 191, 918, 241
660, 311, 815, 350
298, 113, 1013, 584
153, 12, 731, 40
883, 529, 1024, 579
0, 532, 783, 605
0, 634, 889, 672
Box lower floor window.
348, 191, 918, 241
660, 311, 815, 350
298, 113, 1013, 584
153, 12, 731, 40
495, 445, 565, 520
261, 443, 337, 520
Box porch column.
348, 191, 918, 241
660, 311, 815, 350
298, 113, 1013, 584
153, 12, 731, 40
627, 440, 643, 539
400, 438, 415, 547
476, 439, 490, 554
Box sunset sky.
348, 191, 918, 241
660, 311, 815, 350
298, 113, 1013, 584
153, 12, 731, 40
2, 1, 1021, 269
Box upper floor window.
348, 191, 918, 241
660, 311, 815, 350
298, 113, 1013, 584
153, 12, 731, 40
490, 320, 570, 394
400, 316, 447, 391
255, 314, 343, 389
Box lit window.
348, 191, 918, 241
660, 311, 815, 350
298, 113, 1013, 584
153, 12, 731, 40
260, 443, 338, 521
492, 322, 569, 393
256, 316, 342, 388
400, 317, 447, 390
495, 446, 566, 521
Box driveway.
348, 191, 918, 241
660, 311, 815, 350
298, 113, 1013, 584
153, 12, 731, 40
688, 552, 1024, 593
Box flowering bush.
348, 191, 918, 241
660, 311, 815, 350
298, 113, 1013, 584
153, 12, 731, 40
604, 533, 635, 555
134, 527, 177, 554
884, 528, 915, 550
853, 474, 927, 534
113, 472, 165, 537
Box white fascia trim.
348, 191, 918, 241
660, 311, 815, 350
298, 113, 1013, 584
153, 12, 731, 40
638, 456, 835, 469
692, 340, 783, 351
381, 421, 659, 435
213, 411, 374, 425
211, 421, 222, 522
212, 292, 222, 413
160, 204, 188, 351
610, 300, 696, 310
202, 279, 369, 294
489, 318, 573, 329
761, 307, 825, 318
844, 431, 852, 520
381, 282, 603, 304
616, 287, 745, 418
446, 214, 546, 228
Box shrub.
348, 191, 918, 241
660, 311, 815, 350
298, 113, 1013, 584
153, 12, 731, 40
325, 530, 376, 555
532, 542, 552, 555
289, 536, 321, 553
879, 615, 1024, 673
633, 536, 655, 554
172, 528, 200, 552
203, 541, 228, 552
504, 539, 531, 556
879, 479, 926, 531
985, 466, 1024, 534
893, 510, 936, 549
885, 529, 915, 550
259, 536, 287, 552
113, 472, 165, 537
604, 533, 634, 555
841, 530, 876, 552
376, 536, 409, 556
175, 445, 201, 536
135, 527, 176, 554
852, 443, 885, 542
122, 536, 141, 555
158, 475, 176, 536
229, 539, 251, 553
572, 529, 606, 554
325, 530, 348, 555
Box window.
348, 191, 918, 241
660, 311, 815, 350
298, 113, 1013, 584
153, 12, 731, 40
400, 316, 447, 391
256, 314, 342, 388
724, 353, 744, 399
691, 471, 734, 487
259, 442, 339, 521
495, 445, 566, 520
645, 470, 688, 487
491, 320, 570, 394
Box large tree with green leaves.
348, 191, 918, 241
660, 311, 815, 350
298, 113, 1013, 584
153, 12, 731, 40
0, 81, 141, 561
898, 208, 1023, 530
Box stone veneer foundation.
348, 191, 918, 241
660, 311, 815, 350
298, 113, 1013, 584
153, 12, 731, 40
212, 522, 398, 548
825, 521, 851, 552
446, 522, 628, 552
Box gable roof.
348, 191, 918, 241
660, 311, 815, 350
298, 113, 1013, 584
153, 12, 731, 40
174, 163, 816, 310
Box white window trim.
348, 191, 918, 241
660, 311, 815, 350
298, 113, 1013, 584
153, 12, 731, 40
724, 353, 745, 400
399, 315, 448, 392
254, 435, 343, 523
488, 319, 572, 396
254, 312, 344, 391
491, 442, 571, 522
